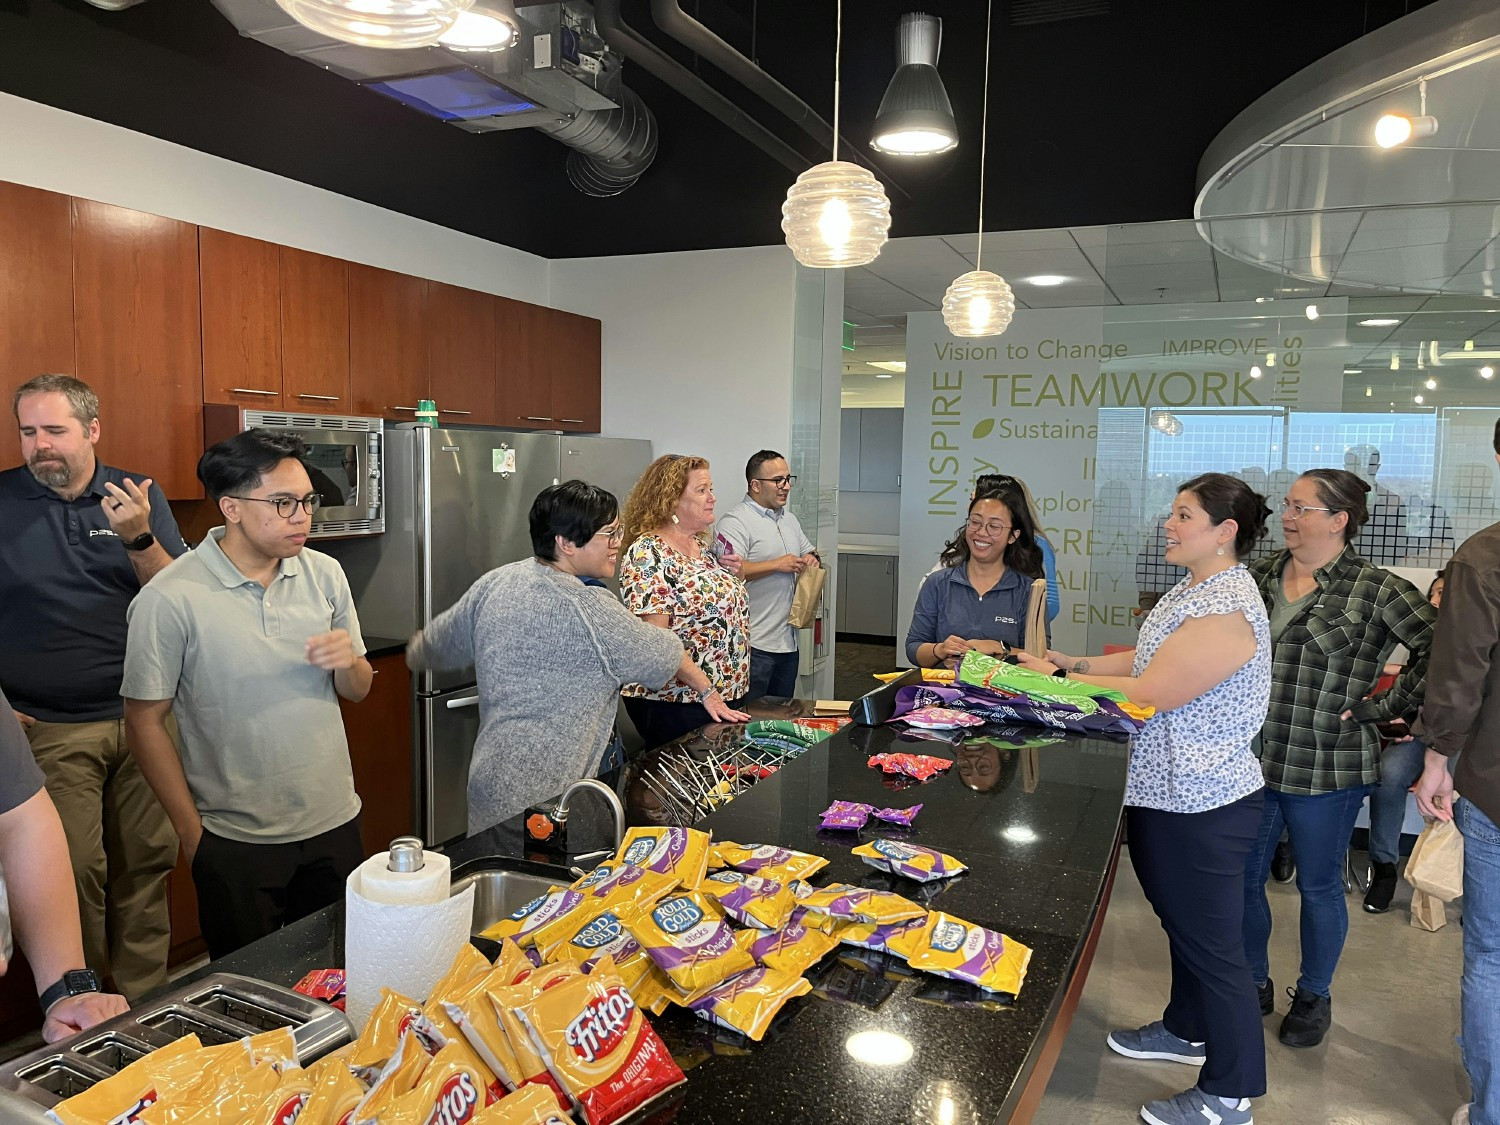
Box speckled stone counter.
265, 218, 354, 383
156, 719, 1131, 1124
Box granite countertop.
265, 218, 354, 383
172, 717, 1129, 1124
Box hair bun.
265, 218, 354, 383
1357, 479, 1372, 494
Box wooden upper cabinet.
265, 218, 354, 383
281, 247, 351, 412
427, 282, 496, 426
550, 309, 602, 432
73, 200, 203, 499
0, 183, 74, 470
349, 264, 427, 420
200, 228, 282, 408
494, 297, 558, 427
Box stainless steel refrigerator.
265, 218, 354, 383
324, 424, 653, 845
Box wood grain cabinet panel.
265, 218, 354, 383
427, 282, 497, 426
549, 309, 602, 432
341, 653, 414, 856
281, 247, 351, 411
349, 264, 427, 420
0, 183, 74, 470
200, 228, 283, 408
494, 297, 559, 428
73, 200, 203, 499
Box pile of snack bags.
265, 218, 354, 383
48, 828, 1031, 1125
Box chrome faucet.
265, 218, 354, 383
555, 778, 626, 853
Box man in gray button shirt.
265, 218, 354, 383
714, 450, 819, 700
123, 430, 372, 958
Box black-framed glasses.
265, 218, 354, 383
754, 475, 797, 487
229, 494, 321, 518
966, 518, 1012, 535
1280, 499, 1334, 520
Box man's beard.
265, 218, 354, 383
28, 455, 73, 489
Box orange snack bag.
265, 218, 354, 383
683, 967, 811, 1041
47, 1034, 202, 1125
514, 958, 686, 1125
175, 1062, 281, 1124
382, 1037, 503, 1125
350, 1030, 432, 1124
428, 944, 492, 1002
470, 1085, 569, 1125
293, 1058, 366, 1125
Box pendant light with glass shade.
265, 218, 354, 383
941, 0, 1014, 338
275, 0, 472, 49
781, 0, 891, 268
437, 0, 519, 51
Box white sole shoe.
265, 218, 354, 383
1106, 1030, 1206, 1066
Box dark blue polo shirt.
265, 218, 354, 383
905, 563, 1043, 664
0, 462, 188, 722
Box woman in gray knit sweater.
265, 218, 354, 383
406, 481, 746, 835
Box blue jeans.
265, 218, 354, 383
1369, 739, 1427, 865
1458, 798, 1500, 1125
747, 648, 800, 701
1244, 784, 1373, 997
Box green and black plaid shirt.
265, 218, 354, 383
1248, 547, 1437, 795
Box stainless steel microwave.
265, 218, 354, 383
202, 406, 384, 538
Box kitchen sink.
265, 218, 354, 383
450, 856, 579, 936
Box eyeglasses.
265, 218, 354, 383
966, 518, 1012, 535
1280, 500, 1335, 520
754, 475, 797, 488
596, 526, 624, 544
229, 494, 321, 518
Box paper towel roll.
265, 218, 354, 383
344, 874, 475, 1031
353, 848, 451, 905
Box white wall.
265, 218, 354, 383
0, 92, 550, 304
549, 246, 800, 484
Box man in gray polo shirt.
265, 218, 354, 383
714, 450, 819, 701
123, 429, 372, 958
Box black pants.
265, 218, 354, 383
191, 816, 364, 960
623, 696, 747, 751
1127, 790, 1266, 1099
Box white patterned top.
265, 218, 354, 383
1126, 565, 1270, 813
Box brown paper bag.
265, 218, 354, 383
1411, 888, 1447, 931
1405, 816, 1465, 902
1022, 578, 1048, 658
789, 564, 827, 629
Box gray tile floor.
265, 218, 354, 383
1034, 857, 1468, 1124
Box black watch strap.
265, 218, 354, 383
39, 969, 101, 1012
1051, 665, 1069, 679
123, 531, 155, 552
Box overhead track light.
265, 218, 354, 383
437, 0, 519, 50
870, 13, 958, 156
1374, 79, 1438, 148
276, 0, 471, 48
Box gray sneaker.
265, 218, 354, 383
1141, 1087, 1253, 1125
1106, 1020, 1207, 1065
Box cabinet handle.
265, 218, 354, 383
392, 405, 418, 412
439, 409, 472, 415
297, 393, 340, 401
524, 416, 554, 422
559, 418, 585, 424
230, 387, 278, 396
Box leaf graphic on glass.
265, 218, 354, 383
972, 419, 995, 439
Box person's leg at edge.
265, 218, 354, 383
1370, 739, 1425, 866
1126, 805, 1203, 1046
1242, 787, 1285, 990
190, 831, 297, 960
1457, 798, 1500, 1125
763, 650, 801, 700
745, 649, 775, 704
1285, 784, 1373, 997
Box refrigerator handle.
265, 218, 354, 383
445, 694, 481, 710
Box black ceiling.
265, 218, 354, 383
0, 0, 1434, 259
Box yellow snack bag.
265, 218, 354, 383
428, 943, 493, 1003
442, 952, 541, 1093
837, 917, 928, 960
480, 886, 602, 951
425, 945, 504, 1047
47, 1034, 202, 1125
175, 1062, 281, 1124
904, 910, 1034, 996
135, 1041, 261, 1125
612, 827, 711, 887
545, 909, 658, 995
470, 1082, 569, 1124
490, 937, 535, 987
713, 842, 828, 883
244, 1028, 301, 1071
697, 869, 796, 930
249, 1065, 317, 1125
294, 1058, 366, 1125
852, 839, 968, 883
621, 889, 754, 995
485, 967, 579, 1110
382, 1037, 503, 1125
627, 964, 675, 1017
735, 916, 840, 976
350, 1030, 432, 1124
347, 988, 427, 1079
683, 967, 811, 1041
795, 883, 926, 925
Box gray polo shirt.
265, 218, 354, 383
121, 528, 364, 845
715, 495, 815, 654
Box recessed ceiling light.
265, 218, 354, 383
868, 360, 906, 373
1365, 387, 1373, 397
1023, 274, 1069, 286
1305, 304, 1319, 320
1360, 318, 1401, 327
1249, 365, 1263, 379
1414, 393, 1425, 404
1254, 296, 1274, 304
1425, 378, 1437, 390
1482, 366, 1496, 380
1343, 368, 1362, 375
875, 373, 893, 379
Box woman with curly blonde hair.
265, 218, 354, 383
618, 455, 751, 748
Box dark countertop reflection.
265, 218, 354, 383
169, 710, 1131, 1125
362, 635, 407, 660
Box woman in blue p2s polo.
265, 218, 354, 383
907, 493, 1047, 667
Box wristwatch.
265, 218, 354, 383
39, 969, 102, 1013
122, 531, 155, 552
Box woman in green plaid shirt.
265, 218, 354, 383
1244, 468, 1437, 1050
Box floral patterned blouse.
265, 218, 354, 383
619, 533, 750, 703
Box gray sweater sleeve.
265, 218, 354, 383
407, 573, 486, 671
576, 588, 684, 689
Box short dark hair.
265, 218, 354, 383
14, 374, 99, 427
530, 480, 618, 560
197, 428, 308, 501
1492, 417, 1500, 455
1178, 472, 1269, 558
745, 450, 785, 484
1299, 468, 1371, 542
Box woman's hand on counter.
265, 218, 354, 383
1013, 651, 1060, 675
702, 690, 750, 724
43, 991, 130, 1043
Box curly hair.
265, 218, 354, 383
621, 454, 711, 552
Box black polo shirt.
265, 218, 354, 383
0, 462, 188, 723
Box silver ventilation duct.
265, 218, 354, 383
536, 85, 657, 197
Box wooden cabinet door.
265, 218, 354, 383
73, 200, 203, 499
550, 308, 602, 432
494, 297, 557, 428
427, 282, 497, 426
349, 264, 428, 420
341, 653, 414, 856
200, 228, 283, 409
0, 182, 74, 470
281, 247, 351, 412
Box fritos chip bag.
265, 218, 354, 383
428, 944, 492, 1003
514, 958, 686, 1125
175, 1062, 281, 1125
836, 917, 927, 960
853, 839, 968, 883
905, 911, 1033, 996
713, 842, 827, 883
612, 827, 710, 887
470, 1085, 569, 1125
696, 870, 796, 930
350, 1030, 432, 1124
794, 883, 926, 926
736, 916, 839, 976
47, 1034, 202, 1125
485, 968, 578, 1108
347, 989, 430, 1080
622, 890, 753, 994
249, 1066, 317, 1125
295, 1059, 366, 1125
383, 1037, 503, 1125
684, 967, 811, 1041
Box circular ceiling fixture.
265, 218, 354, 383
276, 0, 471, 48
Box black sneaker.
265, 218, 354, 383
1271, 840, 1296, 883
1364, 862, 1398, 913
1279, 986, 1331, 1048
1257, 977, 1274, 1016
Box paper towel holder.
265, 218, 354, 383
387, 836, 426, 872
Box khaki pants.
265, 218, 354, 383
25, 717, 178, 1002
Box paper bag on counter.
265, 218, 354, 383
789, 565, 826, 629
1411, 888, 1447, 931
1022, 578, 1048, 658
1405, 816, 1465, 902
